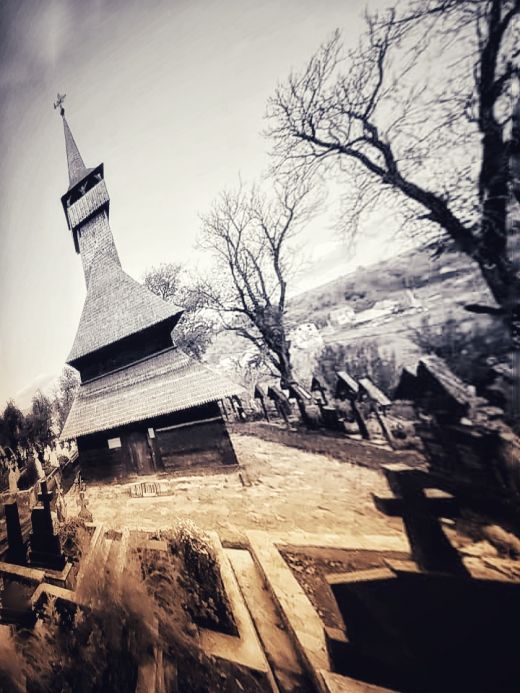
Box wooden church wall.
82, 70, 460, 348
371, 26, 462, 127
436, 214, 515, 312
76, 401, 237, 481
77, 433, 128, 481
156, 419, 236, 470
154, 401, 237, 470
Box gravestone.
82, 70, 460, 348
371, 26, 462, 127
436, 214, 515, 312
8, 464, 20, 493
28, 480, 66, 571
78, 487, 93, 522
359, 377, 395, 446
55, 477, 67, 523
4, 501, 27, 565
267, 386, 292, 426
229, 395, 247, 422
287, 381, 315, 428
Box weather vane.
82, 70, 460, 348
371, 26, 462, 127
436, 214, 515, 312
53, 92, 66, 117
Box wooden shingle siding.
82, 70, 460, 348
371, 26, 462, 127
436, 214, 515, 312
67, 256, 183, 363
68, 180, 110, 228
77, 212, 121, 286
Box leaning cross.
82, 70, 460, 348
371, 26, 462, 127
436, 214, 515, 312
53, 92, 66, 116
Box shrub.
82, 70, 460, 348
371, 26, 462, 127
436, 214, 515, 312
318, 340, 399, 396
57, 517, 91, 564
17, 456, 38, 490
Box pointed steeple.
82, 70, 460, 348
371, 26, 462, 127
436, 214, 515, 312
55, 94, 115, 283
63, 115, 90, 188
53, 93, 92, 189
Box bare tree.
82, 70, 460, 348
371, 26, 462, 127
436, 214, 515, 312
267, 0, 519, 341
143, 262, 183, 301
143, 263, 214, 360
199, 177, 317, 386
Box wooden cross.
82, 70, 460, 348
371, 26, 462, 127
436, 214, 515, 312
53, 92, 66, 116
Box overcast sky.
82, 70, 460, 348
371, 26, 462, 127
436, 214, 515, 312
0, 0, 403, 407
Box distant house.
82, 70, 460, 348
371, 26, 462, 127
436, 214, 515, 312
288, 322, 324, 349
354, 299, 400, 325
329, 305, 356, 326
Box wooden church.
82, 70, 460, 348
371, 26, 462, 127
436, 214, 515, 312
57, 99, 239, 479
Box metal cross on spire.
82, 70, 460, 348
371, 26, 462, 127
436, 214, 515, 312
53, 92, 66, 117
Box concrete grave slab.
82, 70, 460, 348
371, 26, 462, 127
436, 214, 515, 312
246, 531, 411, 693
201, 532, 278, 691
226, 547, 312, 692
128, 529, 278, 691
320, 670, 398, 692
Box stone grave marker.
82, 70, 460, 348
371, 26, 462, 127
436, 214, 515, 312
4, 501, 27, 566
28, 480, 66, 571
254, 384, 270, 422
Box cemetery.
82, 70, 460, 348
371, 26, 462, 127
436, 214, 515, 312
1, 104, 518, 687
2, 346, 520, 690
1, 105, 519, 687
1, 2, 518, 688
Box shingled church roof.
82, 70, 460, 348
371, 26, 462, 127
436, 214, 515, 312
67, 255, 183, 364
61, 347, 241, 439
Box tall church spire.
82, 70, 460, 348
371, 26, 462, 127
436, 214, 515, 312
55, 93, 120, 286
63, 115, 89, 188
54, 94, 91, 188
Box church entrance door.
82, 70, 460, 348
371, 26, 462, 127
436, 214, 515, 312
127, 431, 154, 475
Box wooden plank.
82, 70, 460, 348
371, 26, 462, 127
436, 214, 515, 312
359, 378, 391, 407
335, 371, 359, 399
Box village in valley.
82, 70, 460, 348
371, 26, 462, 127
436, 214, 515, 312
0, 1, 519, 691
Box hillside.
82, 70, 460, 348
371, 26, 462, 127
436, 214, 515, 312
205, 240, 502, 392
287, 241, 493, 327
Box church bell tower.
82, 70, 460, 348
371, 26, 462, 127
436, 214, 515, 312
56, 94, 120, 286
55, 94, 239, 480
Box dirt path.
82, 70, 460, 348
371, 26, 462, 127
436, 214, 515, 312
72, 434, 404, 544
